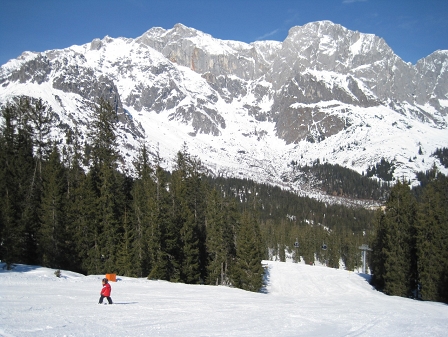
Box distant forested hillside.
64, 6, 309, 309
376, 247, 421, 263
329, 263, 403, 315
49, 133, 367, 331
298, 160, 391, 200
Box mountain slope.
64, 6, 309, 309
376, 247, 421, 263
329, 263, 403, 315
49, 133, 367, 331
1, 21, 447, 202
1, 261, 447, 336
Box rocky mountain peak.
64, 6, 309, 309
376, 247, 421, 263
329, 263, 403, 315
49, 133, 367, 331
170, 23, 203, 38
282, 20, 394, 73
0, 21, 447, 203
287, 20, 348, 38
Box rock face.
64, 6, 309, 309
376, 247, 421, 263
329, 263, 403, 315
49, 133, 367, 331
1, 20, 448, 195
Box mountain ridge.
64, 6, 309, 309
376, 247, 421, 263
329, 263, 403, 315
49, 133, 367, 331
1, 20, 447, 205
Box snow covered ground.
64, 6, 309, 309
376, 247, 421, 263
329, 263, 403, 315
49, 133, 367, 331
1, 261, 447, 336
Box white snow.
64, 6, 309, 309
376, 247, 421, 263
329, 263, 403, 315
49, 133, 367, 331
1, 24, 448, 200
350, 36, 363, 56
1, 261, 447, 336
439, 99, 448, 108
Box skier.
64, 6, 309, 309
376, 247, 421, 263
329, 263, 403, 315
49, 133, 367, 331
98, 278, 113, 304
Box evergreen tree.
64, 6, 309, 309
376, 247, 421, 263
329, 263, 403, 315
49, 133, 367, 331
170, 148, 202, 283
210, 193, 240, 285
166, 154, 187, 282
131, 143, 154, 277
299, 225, 317, 265
0, 103, 26, 266
38, 145, 67, 268
18, 98, 46, 265
415, 173, 448, 302
231, 211, 264, 292
97, 164, 124, 274
22, 98, 54, 265
371, 180, 418, 297
0, 99, 36, 266
78, 168, 103, 274
83, 98, 123, 274
340, 229, 361, 271
278, 242, 286, 262
327, 231, 341, 268
62, 128, 86, 273
147, 156, 172, 280
116, 207, 135, 276
205, 188, 227, 285
180, 207, 201, 283
27, 98, 53, 179
88, 98, 119, 166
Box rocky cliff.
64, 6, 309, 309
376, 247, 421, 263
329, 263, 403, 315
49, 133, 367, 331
1, 20, 447, 202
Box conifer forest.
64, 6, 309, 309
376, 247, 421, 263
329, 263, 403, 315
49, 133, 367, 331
1, 97, 447, 301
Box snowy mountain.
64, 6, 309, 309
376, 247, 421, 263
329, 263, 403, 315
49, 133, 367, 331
1, 260, 447, 336
1, 21, 448, 201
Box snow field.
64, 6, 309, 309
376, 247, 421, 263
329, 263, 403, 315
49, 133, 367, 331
1, 261, 447, 336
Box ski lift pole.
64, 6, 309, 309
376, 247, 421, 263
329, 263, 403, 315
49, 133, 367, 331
358, 244, 372, 274
294, 238, 299, 263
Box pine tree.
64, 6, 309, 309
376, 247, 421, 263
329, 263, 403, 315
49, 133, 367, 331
147, 157, 172, 280
131, 143, 154, 277
78, 168, 103, 274
415, 173, 448, 302
27, 98, 53, 179
88, 98, 119, 167
38, 145, 67, 268
180, 207, 201, 283
170, 149, 202, 283
299, 225, 316, 265
219, 195, 239, 281
16, 98, 42, 265
116, 207, 135, 276
0, 103, 26, 267
340, 229, 361, 271
97, 165, 123, 274
62, 128, 86, 273
83, 98, 123, 274
164, 155, 185, 282
0, 100, 36, 266
22, 98, 53, 265
371, 180, 417, 297
231, 211, 264, 292
205, 188, 227, 285
327, 230, 341, 269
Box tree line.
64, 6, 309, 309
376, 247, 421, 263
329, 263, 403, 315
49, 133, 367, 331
370, 169, 448, 303
365, 158, 396, 181
0, 97, 378, 291
0, 97, 264, 291
207, 175, 376, 270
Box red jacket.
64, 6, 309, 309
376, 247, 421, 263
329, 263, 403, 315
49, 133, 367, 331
101, 282, 111, 297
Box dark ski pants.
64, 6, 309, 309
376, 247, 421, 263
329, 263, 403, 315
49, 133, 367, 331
99, 295, 113, 304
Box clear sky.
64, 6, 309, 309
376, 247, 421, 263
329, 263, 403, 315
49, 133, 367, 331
1, 0, 447, 66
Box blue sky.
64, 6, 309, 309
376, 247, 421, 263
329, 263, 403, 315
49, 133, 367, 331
1, 0, 447, 66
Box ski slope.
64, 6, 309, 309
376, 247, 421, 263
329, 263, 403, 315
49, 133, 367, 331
0, 261, 447, 336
